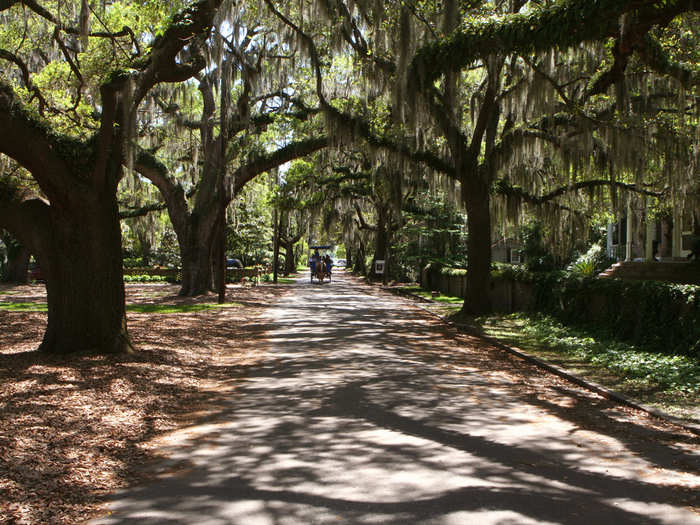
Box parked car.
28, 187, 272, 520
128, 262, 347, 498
336, 259, 346, 267
226, 258, 243, 269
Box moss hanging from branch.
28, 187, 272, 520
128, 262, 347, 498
408, 0, 697, 91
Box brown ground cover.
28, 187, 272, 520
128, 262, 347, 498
0, 282, 289, 524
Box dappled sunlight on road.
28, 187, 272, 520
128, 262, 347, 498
95, 272, 700, 525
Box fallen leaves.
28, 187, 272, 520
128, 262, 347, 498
0, 282, 288, 524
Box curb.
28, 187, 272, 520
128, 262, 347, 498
384, 286, 700, 438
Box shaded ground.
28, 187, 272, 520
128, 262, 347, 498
0, 282, 291, 524
390, 286, 700, 425
93, 272, 700, 524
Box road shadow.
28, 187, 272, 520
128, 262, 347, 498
95, 275, 700, 524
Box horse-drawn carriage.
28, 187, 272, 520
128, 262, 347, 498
309, 245, 332, 283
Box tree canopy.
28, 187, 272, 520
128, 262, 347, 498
1, 0, 698, 352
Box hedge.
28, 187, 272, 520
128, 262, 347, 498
494, 269, 700, 358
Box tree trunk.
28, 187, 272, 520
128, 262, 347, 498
39, 199, 132, 354
353, 240, 367, 275
283, 239, 297, 275
180, 237, 215, 296
371, 206, 390, 281
5, 244, 30, 284
213, 213, 226, 303
462, 179, 492, 315
177, 205, 222, 296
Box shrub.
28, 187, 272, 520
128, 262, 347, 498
507, 270, 700, 358
440, 267, 467, 277
123, 274, 168, 283
123, 257, 145, 268
566, 243, 613, 276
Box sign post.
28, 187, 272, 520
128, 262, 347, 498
375, 260, 385, 274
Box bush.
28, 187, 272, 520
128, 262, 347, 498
566, 243, 613, 276
123, 274, 169, 283
519, 221, 557, 271
440, 267, 467, 277
123, 257, 145, 268
503, 269, 700, 358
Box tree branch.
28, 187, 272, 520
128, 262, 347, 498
408, 0, 699, 89
495, 178, 664, 206
0, 180, 50, 255
635, 34, 700, 88
132, 0, 222, 105
353, 203, 376, 231
232, 136, 329, 194
0, 48, 48, 113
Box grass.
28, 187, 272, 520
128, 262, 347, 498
126, 302, 242, 313
477, 313, 700, 422
259, 274, 297, 284
0, 302, 242, 314
399, 286, 464, 305
0, 302, 47, 312
480, 313, 699, 394
398, 286, 700, 423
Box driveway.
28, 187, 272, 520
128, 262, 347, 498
93, 271, 700, 524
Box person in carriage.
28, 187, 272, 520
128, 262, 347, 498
310, 249, 326, 280
310, 249, 321, 270
323, 254, 333, 278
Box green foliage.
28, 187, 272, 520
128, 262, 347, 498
519, 221, 556, 271
123, 257, 146, 268
499, 269, 700, 357
492, 313, 700, 397
123, 274, 169, 283
126, 302, 241, 314
394, 190, 469, 281
566, 243, 612, 276
440, 267, 467, 277
227, 178, 274, 267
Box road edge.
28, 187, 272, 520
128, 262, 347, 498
383, 285, 700, 438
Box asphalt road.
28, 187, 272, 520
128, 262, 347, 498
93, 270, 700, 524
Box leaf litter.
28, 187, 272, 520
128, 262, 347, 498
0, 282, 289, 524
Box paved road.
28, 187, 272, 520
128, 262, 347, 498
94, 271, 700, 524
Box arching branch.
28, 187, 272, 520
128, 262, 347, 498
495, 178, 665, 206
409, 0, 699, 89
232, 136, 329, 195
635, 34, 700, 88
132, 0, 222, 105
0, 48, 48, 113
353, 203, 376, 231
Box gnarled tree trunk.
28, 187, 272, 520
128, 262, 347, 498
4, 243, 30, 284
40, 198, 131, 354
462, 177, 492, 315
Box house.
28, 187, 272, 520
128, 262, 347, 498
607, 204, 697, 262
492, 237, 523, 264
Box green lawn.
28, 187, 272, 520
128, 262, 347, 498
479, 313, 699, 400
0, 302, 242, 314
0, 302, 47, 312
399, 286, 464, 305
126, 302, 242, 313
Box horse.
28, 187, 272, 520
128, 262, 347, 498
315, 260, 327, 282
